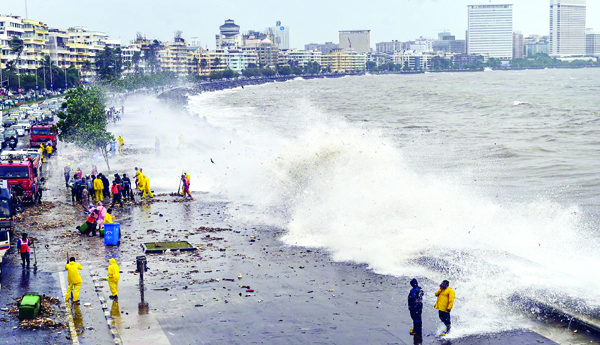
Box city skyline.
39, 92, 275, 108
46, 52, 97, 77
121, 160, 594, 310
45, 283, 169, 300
2, 0, 599, 50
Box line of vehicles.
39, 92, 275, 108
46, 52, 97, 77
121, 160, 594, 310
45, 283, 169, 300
0, 98, 62, 275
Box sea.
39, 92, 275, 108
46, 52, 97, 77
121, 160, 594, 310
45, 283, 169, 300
123, 68, 600, 339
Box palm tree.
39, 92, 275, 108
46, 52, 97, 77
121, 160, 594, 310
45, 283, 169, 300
212, 57, 221, 67
7, 36, 24, 72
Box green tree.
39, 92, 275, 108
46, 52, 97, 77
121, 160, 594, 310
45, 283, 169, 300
366, 61, 378, 71
95, 47, 123, 81
132, 51, 142, 74
56, 86, 114, 170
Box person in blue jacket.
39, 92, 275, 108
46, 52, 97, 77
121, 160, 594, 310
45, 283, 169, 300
408, 278, 424, 344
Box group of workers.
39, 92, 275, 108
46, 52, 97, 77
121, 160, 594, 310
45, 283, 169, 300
407, 279, 455, 344
65, 256, 119, 305
68, 166, 138, 210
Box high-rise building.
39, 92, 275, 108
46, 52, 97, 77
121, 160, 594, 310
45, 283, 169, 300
216, 19, 240, 50
339, 30, 371, 53
550, 0, 586, 56
266, 21, 289, 50
586, 29, 600, 55
513, 31, 524, 59
305, 42, 338, 54
467, 4, 513, 60
376, 41, 404, 53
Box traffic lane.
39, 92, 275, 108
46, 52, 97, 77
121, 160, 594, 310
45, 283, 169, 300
0, 254, 70, 345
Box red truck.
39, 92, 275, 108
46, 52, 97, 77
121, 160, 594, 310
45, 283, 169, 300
0, 158, 42, 204
30, 125, 57, 148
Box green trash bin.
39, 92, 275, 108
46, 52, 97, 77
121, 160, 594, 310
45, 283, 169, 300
99, 227, 105, 237
19, 294, 41, 320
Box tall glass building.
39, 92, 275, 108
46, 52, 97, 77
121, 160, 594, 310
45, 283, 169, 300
550, 0, 586, 56
467, 4, 513, 60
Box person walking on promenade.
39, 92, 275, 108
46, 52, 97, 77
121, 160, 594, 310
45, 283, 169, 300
46, 144, 53, 158
117, 136, 124, 153
64, 163, 71, 188
408, 278, 424, 344
107, 258, 120, 300
181, 174, 193, 200
434, 280, 455, 336
16, 233, 31, 269
93, 175, 104, 202
65, 257, 83, 305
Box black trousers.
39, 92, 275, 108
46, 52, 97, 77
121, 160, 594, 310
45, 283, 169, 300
111, 194, 123, 207
410, 307, 423, 343
20, 252, 30, 268
439, 310, 451, 327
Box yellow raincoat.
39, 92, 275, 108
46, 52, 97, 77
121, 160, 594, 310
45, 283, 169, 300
136, 171, 153, 198
107, 258, 119, 297
94, 177, 104, 202
434, 287, 455, 312
65, 261, 83, 302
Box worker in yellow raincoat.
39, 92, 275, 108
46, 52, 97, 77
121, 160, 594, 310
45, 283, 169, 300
117, 135, 124, 153
65, 257, 83, 304
39, 144, 46, 163
136, 170, 153, 198
434, 280, 455, 336
107, 258, 119, 299
94, 175, 104, 202
46, 144, 53, 158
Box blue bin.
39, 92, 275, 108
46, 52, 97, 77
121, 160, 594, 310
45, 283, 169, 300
104, 223, 120, 246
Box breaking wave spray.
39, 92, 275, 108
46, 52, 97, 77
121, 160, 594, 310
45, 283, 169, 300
114, 90, 600, 337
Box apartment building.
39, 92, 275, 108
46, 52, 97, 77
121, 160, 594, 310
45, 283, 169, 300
0, 15, 25, 70
321, 49, 366, 72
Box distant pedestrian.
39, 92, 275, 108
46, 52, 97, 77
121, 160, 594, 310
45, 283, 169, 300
434, 280, 455, 336
181, 174, 193, 200
408, 278, 424, 344
65, 257, 83, 305
64, 163, 71, 188
16, 233, 31, 269
107, 258, 120, 299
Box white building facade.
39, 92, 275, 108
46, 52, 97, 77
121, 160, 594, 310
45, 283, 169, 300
225, 49, 258, 72
0, 15, 25, 70
586, 29, 600, 55
467, 4, 513, 60
550, 0, 586, 56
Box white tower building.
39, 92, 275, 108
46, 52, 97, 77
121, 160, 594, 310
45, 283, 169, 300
467, 4, 513, 60
550, 0, 586, 56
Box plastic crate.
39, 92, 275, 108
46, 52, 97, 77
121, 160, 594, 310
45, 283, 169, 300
19, 294, 41, 320
104, 223, 120, 246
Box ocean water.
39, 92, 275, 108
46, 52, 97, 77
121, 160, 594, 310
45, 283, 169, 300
117, 69, 600, 338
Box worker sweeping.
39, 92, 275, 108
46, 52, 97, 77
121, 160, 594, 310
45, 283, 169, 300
136, 170, 153, 199
107, 258, 120, 300
94, 175, 104, 202
65, 257, 83, 305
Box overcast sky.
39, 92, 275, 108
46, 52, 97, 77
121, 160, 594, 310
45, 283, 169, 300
3, 0, 599, 49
